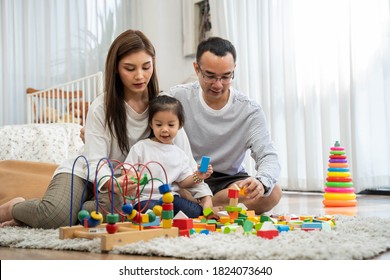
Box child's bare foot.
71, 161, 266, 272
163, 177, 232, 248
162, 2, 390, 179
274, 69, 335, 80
0, 197, 25, 225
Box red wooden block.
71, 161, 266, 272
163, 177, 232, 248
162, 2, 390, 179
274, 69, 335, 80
162, 203, 174, 211
228, 189, 239, 198
173, 219, 194, 230
257, 230, 279, 239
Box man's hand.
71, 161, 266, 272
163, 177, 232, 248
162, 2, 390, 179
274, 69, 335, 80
237, 177, 265, 199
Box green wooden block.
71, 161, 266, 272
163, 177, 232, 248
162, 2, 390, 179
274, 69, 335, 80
243, 220, 254, 232
203, 207, 214, 217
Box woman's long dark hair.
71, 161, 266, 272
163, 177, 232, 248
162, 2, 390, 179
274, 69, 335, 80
104, 30, 159, 155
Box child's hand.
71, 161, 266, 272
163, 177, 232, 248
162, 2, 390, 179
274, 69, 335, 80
117, 175, 138, 196
196, 164, 213, 180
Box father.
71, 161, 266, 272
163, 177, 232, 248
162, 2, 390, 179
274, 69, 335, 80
81, 37, 282, 214
168, 37, 282, 214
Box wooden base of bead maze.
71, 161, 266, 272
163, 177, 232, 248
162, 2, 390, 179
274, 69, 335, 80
59, 222, 179, 251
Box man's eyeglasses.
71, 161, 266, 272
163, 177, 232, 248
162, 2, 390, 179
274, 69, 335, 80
197, 64, 234, 85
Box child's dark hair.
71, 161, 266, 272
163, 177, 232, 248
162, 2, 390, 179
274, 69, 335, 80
148, 95, 185, 127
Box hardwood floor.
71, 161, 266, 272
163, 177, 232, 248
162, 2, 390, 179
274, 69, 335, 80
1, 191, 389, 260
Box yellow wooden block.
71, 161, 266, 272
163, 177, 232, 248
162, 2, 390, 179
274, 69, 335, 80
239, 187, 247, 196
141, 213, 149, 223
247, 216, 259, 223
220, 216, 231, 224
162, 219, 173, 228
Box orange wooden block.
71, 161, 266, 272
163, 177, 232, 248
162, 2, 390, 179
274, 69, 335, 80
228, 211, 239, 220
193, 223, 208, 228
220, 216, 230, 224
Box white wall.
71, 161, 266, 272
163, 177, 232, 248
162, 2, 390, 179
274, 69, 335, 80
134, 0, 196, 91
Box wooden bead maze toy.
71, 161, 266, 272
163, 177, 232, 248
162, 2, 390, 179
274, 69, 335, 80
59, 156, 179, 251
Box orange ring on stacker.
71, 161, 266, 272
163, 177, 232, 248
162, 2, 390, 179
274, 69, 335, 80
324, 187, 355, 193
323, 199, 357, 207
324, 192, 356, 200
328, 163, 349, 168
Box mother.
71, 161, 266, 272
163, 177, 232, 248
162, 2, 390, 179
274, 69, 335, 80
0, 30, 211, 228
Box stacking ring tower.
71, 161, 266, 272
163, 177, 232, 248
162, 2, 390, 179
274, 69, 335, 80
322, 141, 357, 207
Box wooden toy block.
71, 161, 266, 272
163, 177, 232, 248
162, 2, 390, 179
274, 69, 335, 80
193, 222, 208, 228
299, 215, 313, 221
205, 224, 216, 231
206, 219, 218, 225
275, 224, 290, 232
219, 216, 230, 224
199, 156, 210, 173
100, 227, 178, 251
257, 229, 279, 239
221, 224, 239, 234
179, 229, 191, 237
239, 187, 247, 196
203, 207, 214, 217
246, 210, 255, 217
228, 211, 239, 220
172, 218, 193, 230
162, 210, 174, 219
301, 222, 322, 230
229, 197, 238, 206
141, 213, 149, 223
247, 216, 259, 223
60, 222, 179, 251
226, 206, 242, 212
162, 203, 174, 210
133, 216, 161, 227
173, 210, 189, 219
162, 219, 173, 228
260, 215, 272, 222
228, 188, 239, 199
243, 220, 254, 232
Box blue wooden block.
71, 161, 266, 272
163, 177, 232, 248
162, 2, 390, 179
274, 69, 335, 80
199, 156, 210, 173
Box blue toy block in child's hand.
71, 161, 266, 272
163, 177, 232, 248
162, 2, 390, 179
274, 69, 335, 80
199, 156, 210, 173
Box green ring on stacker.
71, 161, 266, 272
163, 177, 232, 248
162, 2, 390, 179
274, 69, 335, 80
326, 182, 354, 187
330, 150, 346, 155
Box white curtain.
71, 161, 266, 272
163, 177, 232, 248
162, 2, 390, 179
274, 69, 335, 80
0, 0, 137, 126
209, 0, 390, 193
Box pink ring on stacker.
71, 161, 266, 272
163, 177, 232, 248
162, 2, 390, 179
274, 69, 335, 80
324, 187, 355, 193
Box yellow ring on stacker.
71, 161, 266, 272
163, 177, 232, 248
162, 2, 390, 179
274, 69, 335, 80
324, 192, 356, 200
327, 172, 351, 177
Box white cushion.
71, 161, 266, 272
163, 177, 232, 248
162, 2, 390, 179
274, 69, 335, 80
0, 123, 84, 164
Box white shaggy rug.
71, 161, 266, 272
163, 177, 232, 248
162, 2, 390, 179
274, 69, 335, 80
1, 215, 389, 260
